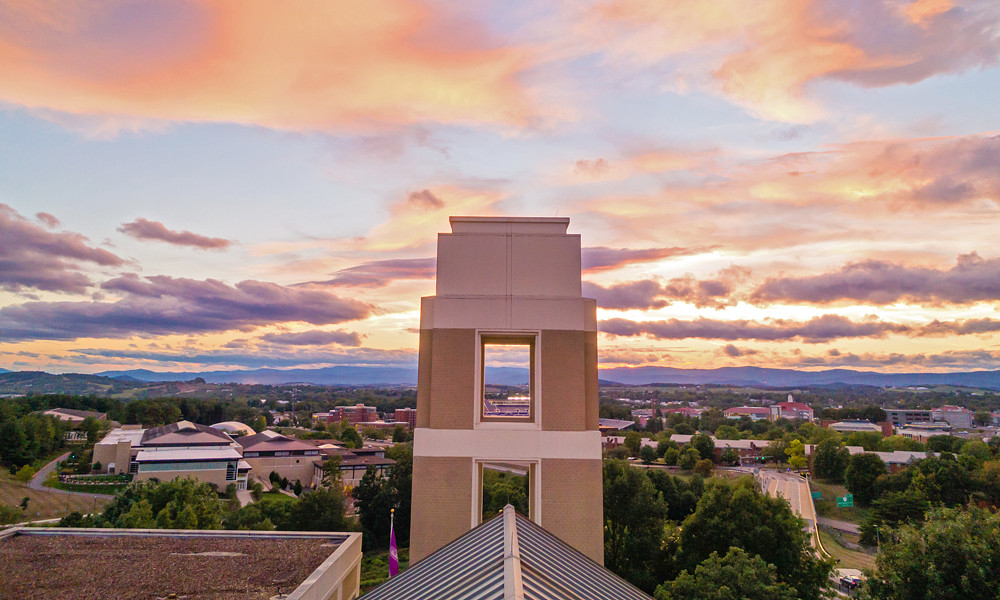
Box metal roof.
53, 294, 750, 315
360, 505, 652, 600
134, 447, 242, 462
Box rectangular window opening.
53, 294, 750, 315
479, 462, 532, 523
481, 335, 534, 421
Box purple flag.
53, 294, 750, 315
388, 509, 399, 577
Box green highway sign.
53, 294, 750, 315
837, 495, 854, 507
811, 491, 822, 499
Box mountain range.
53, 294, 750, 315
86, 365, 1000, 389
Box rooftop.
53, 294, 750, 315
360, 505, 650, 600
141, 420, 235, 447
96, 427, 146, 447
0, 528, 360, 600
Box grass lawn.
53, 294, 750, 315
259, 491, 295, 504
0, 471, 110, 523
360, 547, 410, 593
818, 526, 877, 571
809, 479, 870, 524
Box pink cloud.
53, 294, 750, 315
0, 0, 535, 132
118, 218, 230, 250
583, 0, 1000, 121
0, 203, 124, 294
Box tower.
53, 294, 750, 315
409, 216, 603, 564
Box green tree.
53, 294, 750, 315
80, 416, 102, 445
859, 489, 928, 546
657, 438, 679, 458
974, 410, 991, 426
860, 507, 1000, 600
254, 415, 267, 432
624, 431, 642, 456
714, 425, 741, 440
693, 459, 714, 477
785, 439, 807, 470
678, 447, 700, 470
662, 448, 679, 466
844, 431, 883, 451
926, 435, 963, 454
340, 426, 363, 449
959, 440, 991, 463
290, 486, 350, 531
676, 478, 832, 600
640, 444, 658, 464
845, 453, 887, 505
14, 464, 36, 483
603, 460, 669, 593
690, 434, 715, 461
655, 547, 797, 600
719, 448, 739, 466
391, 425, 408, 443
877, 435, 923, 452
812, 439, 850, 482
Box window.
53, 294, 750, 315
477, 460, 536, 524
480, 333, 535, 422
226, 462, 237, 481
275, 451, 290, 457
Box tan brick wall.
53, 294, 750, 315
245, 456, 319, 486
428, 329, 475, 429
409, 455, 473, 564
540, 458, 604, 565
540, 330, 588, 431
584, 331, 599, 429
416, 329, 433, 428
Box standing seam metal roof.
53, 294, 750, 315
360, 505, 652, 600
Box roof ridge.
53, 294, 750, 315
502, 505, 524, 600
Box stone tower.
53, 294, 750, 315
409, 216, 603, 564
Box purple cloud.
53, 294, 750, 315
305, 257, 437, 287
584, 266, 748, 310
581, 245, 714, 273
36, 212, 60, 228
118, 218, 231, 250
71, 346, 417, 369
0, 203, 124, 294
600, 314, 910, 343
752, 253, 1000, 305
259, 330, 362, 346
0, 273, 371, 341
406, 189, 445, 210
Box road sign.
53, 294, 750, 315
811, 491, 822, 499
837, 495, 854, 507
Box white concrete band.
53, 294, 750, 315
413, 428, 603, 460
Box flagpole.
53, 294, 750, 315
389, 508, 399, 577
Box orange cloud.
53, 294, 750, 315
0, 0, 534, 131
582, 0, 1000, 121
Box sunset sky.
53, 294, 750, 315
2, 0, 999, 375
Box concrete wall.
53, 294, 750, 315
134, 467, 231, 488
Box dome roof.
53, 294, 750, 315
210, 421, 255, 435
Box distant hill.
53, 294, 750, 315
597, 366, 1000, 390
4, 365, 1000, 393
97, 366, 421, 386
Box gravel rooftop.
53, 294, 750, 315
0, 533, 340, 600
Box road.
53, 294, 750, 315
28, 452, 114, 500
756, 470, 817, 544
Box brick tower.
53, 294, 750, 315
409, 216, 603, 564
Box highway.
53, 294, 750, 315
756, 469, 817, 545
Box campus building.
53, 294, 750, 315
93, 421, 250, 490
410, 217, 603, 565
237, 430, 323, 486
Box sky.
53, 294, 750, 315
1, 0, 999, 376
